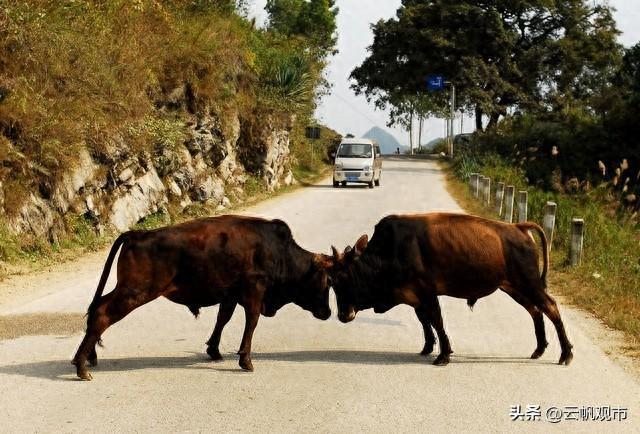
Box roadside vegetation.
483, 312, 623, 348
0, 0, 339, 276
443, 150, 640, 353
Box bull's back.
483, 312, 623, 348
116, 216, 289, 294
376, 213, 534, 296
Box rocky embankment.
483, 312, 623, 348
4, 110, 295, 241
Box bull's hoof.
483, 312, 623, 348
530, 347, 546, 359
239, 355, 254, 372
206, 346, 223, 361
76, 368, 92, 381
420, 344, 434, 356
558, 351, 573, 366
433, 354, 450, 366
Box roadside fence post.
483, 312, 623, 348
495, 182, 505, 216
517, 191, 528, 223
543, 202, 557, 250
471, 174, 480, 198
570, 218, 585, 266
484, 178, 491, 207
470, 173, 478, 190
503, 186, 515, 223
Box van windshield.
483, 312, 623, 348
337, 143, 372, 158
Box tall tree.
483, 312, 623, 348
265, 0, 338, 59
351, 0, 621, 131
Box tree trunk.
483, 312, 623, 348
487, 112, 501, 129
418, 116, 423, 152
475, 106, 483, 131
409, 112, 414, 155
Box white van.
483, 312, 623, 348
333, 138, 382, 188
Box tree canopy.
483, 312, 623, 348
265, 0, 338, 59
350, 0, 622, 130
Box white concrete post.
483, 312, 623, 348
469, 173, 478, 190
471, 174, 480, 198
503, 186, 515, 223
543, 201, 557, 250
517, 191, 528, 223
570, 218, 585, 266
495, 182, 505, 216
484, 178, 491, 207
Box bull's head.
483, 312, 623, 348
329, 234, 369, 323
290, 254, 333, 321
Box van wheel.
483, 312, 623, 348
341, 181, 347, 186
333, 179, 339, 188
374, 177, 380, 187
368, 181, 374, 189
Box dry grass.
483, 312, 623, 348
0, 0, 331, 272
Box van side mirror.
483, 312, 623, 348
330, 152, 336, 158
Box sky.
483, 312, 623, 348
249, 0, 640, 146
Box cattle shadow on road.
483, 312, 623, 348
0, 355, 207, 382
251, 350, 554, 367
0, 352, 554, 381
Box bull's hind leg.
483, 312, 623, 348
72, 287, 158, 380
501, 287, 548, 359
415, 306, 436, 356
536, 292, 573, 365
206, 301, 237, 361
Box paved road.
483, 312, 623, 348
1, 159, 638, 432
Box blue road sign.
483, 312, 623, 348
427, 75, 444, 91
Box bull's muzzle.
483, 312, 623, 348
313, 308, 332, 321
338, 307, 356, 323
261, 303, 278, 317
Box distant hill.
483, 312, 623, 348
363, 127, 407, 155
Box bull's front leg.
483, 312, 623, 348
206, 300, 237, 361
237, 279, 266, 372
237, 302, 261, 371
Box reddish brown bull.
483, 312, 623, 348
72, 215, 332, 380
329, 213, 573, 366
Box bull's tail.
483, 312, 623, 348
516, 222, 549, 288
87, 232, 130, 315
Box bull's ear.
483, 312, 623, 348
331, 245, 340, 259
354, 234, 369, 255
344, 245, 352, 254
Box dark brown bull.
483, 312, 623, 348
72, 215, 332, 380
330, 213, 573, 366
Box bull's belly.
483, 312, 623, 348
429, 268, 505, 299
163, 285, 230, 309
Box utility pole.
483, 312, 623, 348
450, 84, 455, 157
444, 82, 456, 157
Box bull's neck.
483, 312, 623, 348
350, 253, 386, 301
286, 245, 316, 287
